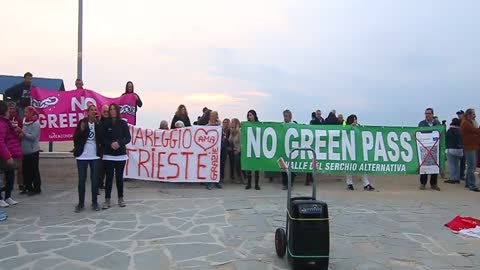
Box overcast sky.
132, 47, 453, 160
1, 0, 479, 128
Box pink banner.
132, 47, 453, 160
31, 88, 137, 142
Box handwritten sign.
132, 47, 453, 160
125, 125, 221, 182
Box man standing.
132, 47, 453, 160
4, 72, 34, 118
315, 110, 324, 124
75, 79, 84, 90
460, 108, 480, 192
418, 108, 441, 191
282, 110, 297, 190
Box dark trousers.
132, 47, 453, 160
246, 171, 259, 186
282, 172, 295, 186
22, 152, 42, 193
306, 173, 313, 184
230, 153, 242, 178
228, 151, 235, 178
460, 156, 466, 179
220, 149, 227, 181
77, 159, 99, 206
420, 174, 438, 186
0, 169, 15, 200
98, 160, 106, 188
104, 160, 126, 199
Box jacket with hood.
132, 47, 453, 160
0, 117, 22, 160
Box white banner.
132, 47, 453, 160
125, 125, 222, 182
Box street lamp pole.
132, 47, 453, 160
77, 0, 83, 80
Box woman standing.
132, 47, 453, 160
0, 101, 22, 207
445, 118, 463, 184
170, 104, 191, 129
206, 111, 223, 190
228, 118, 243, 183
73, 105, 102, 212
19, 106, 42, 197
102, 103, 132, 209
8, 102, 24, 192
245, 110, 260, 190
122, 81, 142, 125
345, 114, 375, 191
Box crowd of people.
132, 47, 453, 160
1, 72, 480, 217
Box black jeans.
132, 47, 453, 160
0, 169, 15, 200
420, 174, 438, 186
22, 152, 42, 193
282, 172, 296, 187
460, 156, 466, 179
220, 148, 227, 181
231, 153, 242, 178
77, 159, 99, 206
98, 160, 106, 188
104, 160, 126, 199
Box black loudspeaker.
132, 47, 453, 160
288, 197, 329, 270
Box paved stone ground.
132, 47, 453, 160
1, 174, 480, 270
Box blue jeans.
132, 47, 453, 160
465, 150, 478, 190
447, 153, 461, 181
77, 159, 99, 206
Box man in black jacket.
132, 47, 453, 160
4, 72, 34, 118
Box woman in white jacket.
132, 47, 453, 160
345, 114, 375, 191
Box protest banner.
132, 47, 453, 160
30, 88, 137, 141
241, 122, 445, 174
125, 125, 222, 183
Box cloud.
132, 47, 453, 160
239, 91, 271, 97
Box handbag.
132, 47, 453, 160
447, 148, 464, 157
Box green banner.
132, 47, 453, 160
241, 122, 445, 174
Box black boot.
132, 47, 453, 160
245, 175, 252, 190
255, 177, 260, 190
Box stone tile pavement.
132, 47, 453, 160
1, 175, 480, 270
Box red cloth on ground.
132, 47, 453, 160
445, 216, 480, 232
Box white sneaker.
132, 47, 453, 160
5, 198, 18, 205
0, 200, 9, 208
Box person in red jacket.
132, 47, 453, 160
0, 101, 23, 208
7, 101, 24, 192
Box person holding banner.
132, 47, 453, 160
281, 110, 296, 190
122, 81, 142, 125
345, 114, 375, 191
170, 105, 191, 130
246, 110, 261, 190
206, 111, 223, 190
102, 103, 132, 209
73, 105, 102, 212
418, 108, 441, 191
445, 118, 463, 184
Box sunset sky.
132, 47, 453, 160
1, 0, 479, 128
